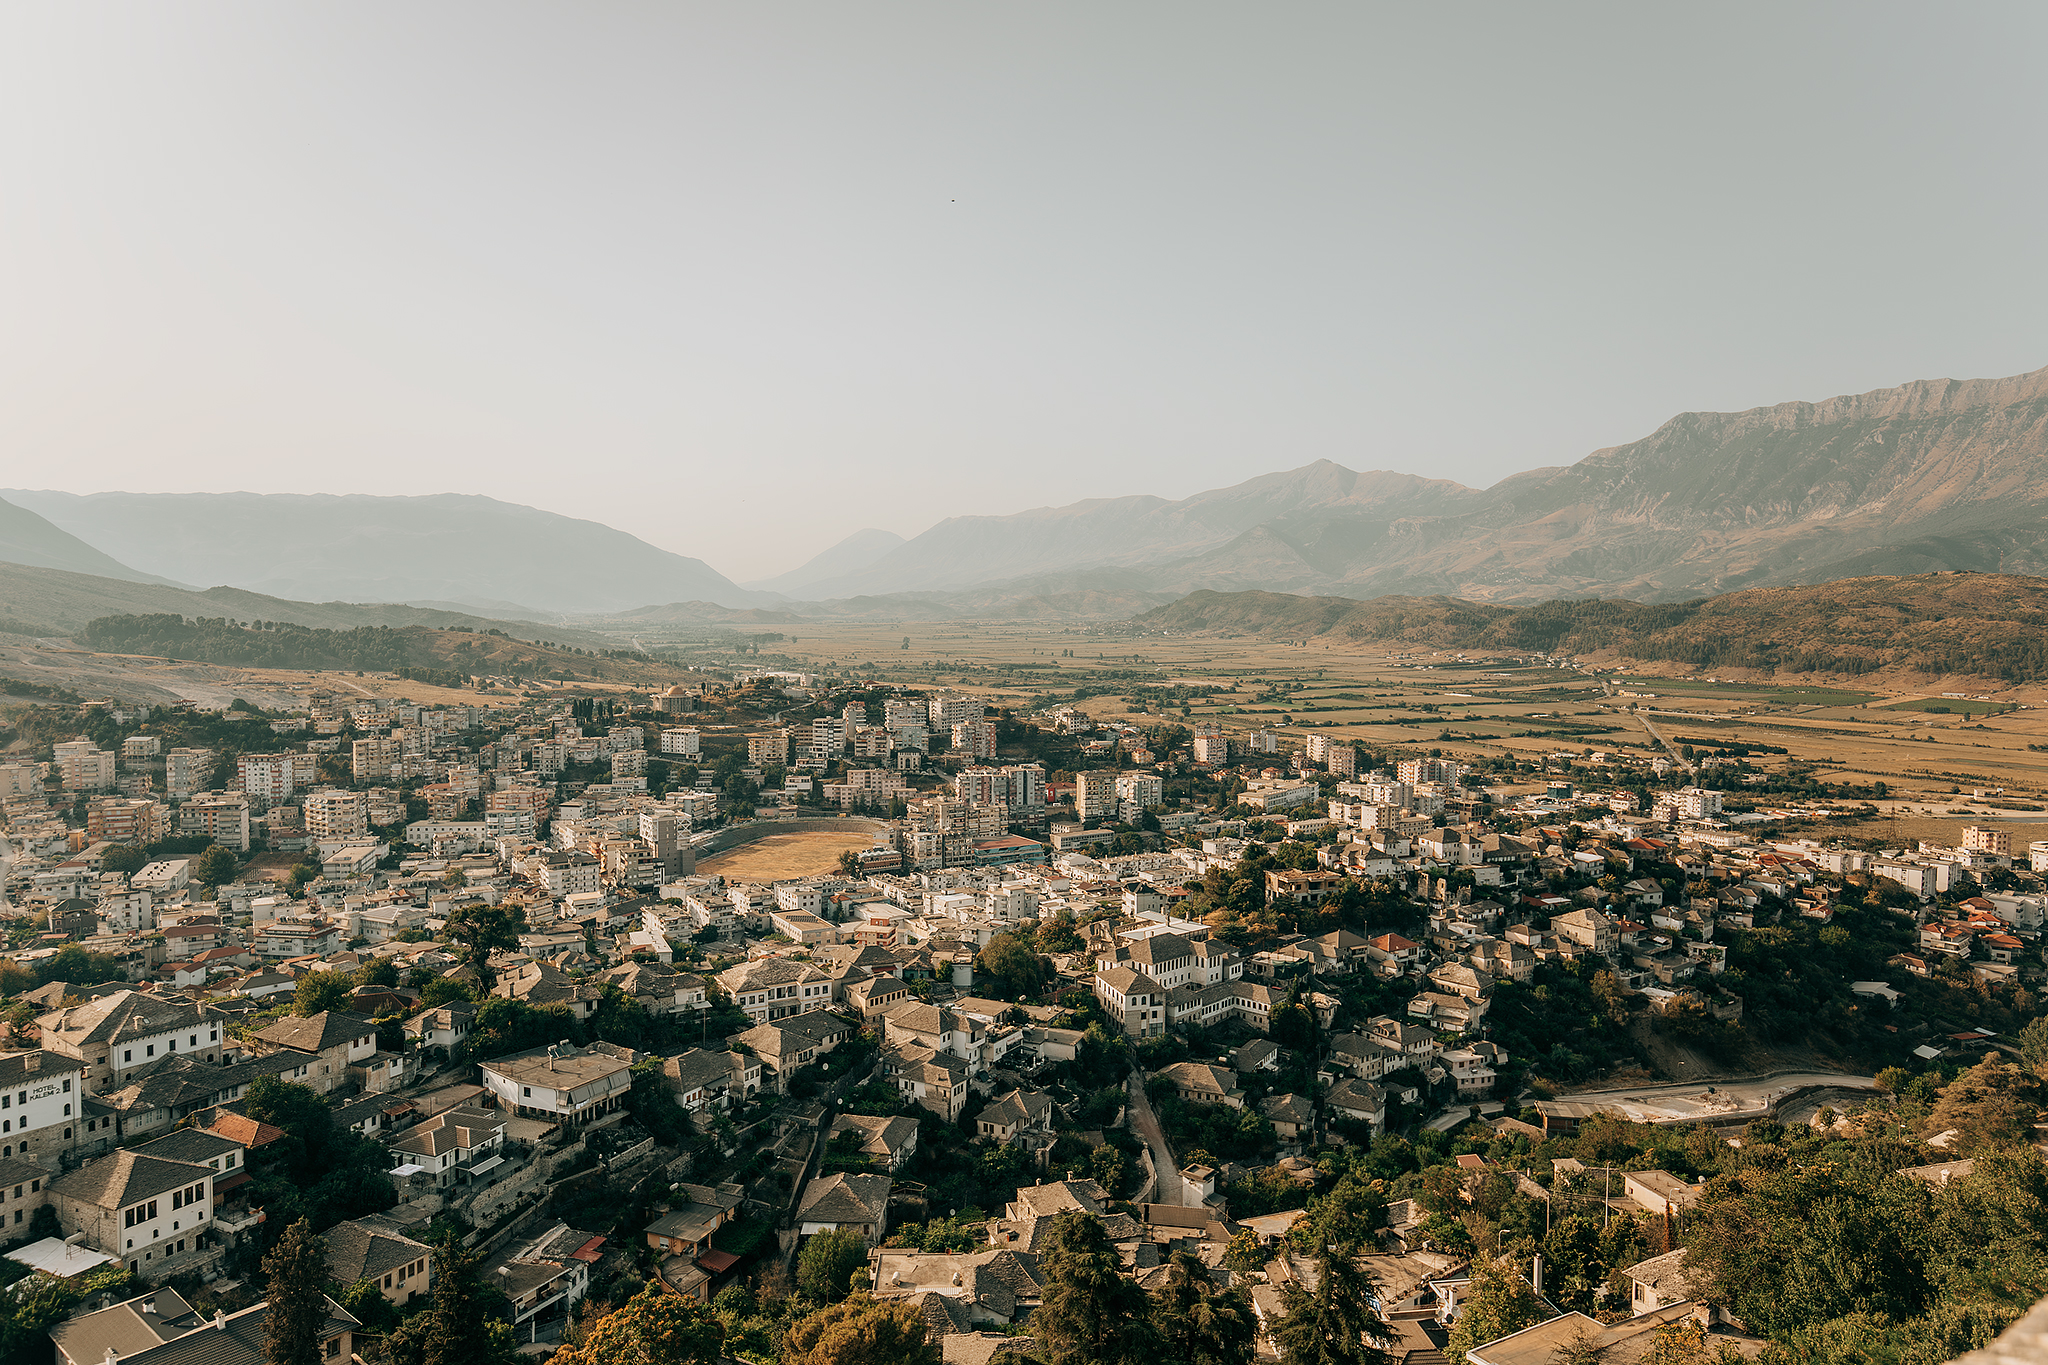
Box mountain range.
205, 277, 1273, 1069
0, 491, 758, 616
7, 362, 2048, 617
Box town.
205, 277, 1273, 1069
0, 665, 2039, 1365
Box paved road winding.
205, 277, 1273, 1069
1126, 1071, 1179, 1206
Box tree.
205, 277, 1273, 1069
355, 957, 400, 990
975, 931, 1050, 1001
837, 850, 862, 877
192, 844, 240, 888
260, 1219, 328, 1365
2016, 1016, 2048, 1076
550, 1282, 723, 1365
1925, 1059, 2042, 1153
424, 1245, 517, 1365
444, 903, 523, 989
100, 845, 147, 875
781, 1293, 938, 1365
1444, 1257, 1552, 1365
294, 971, 355, 1017
1034, 1211, 1159, 1365
1150, 1250, 1256, 1365
796, 1228, 868, 1304
419, 975, 478, 1008
1270, 1248, 1388, 1365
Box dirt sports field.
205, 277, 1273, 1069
696, 829, 875, 882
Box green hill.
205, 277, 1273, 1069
1134, 573, 2048, 681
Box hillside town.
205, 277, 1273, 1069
0, 670, 2041, 1365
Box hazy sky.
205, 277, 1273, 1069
4, 4, 2046, 582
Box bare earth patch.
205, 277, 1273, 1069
697, 830, 876, 882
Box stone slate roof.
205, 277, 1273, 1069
252, 1010, 375, 1055
130, 1129, 242, 1168
0, 1050, 81, 1083
325, 1217, 432, 1285
38, 991, 214, 1047
50, 1149, 213, 1212
797, 1172, 891, 1225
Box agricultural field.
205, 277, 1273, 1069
761, 620, 2048, 823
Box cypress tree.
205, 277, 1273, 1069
261, 1218, 329, 1365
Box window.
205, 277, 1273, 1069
168, 1041, 176, 1052
209, 1030, 218, 1041
61, 1080, 69, 1093
522, 1087, 531, 1098
146, 1045, 154, 1057
62, 1104, 70, 1117
189, 1036, 197, 1047
29, 1182, 37, 1194
224, 1152, 235, 1168
123, 1051, 132, 1063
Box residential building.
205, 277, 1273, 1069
37, 993, 225, 1088
351, 738, 400, 784
249, 1011, 379, 1095
660, 1048, 761, 1111
714, 958, 835, 1023
796, 1172, 891, 1245
1962, 826, 2013, 858
51, 1292, 359, 1365
236, 753, 298, 802
645, 1183, 745, 1259
385, 1106, 507, 1191
303, 789, 369, 840
1094, 966, 1164, 1038
0, 1050, 85, 1163
325, 1217, 435, 1308
178, 793, 251, 852
1073, 771, 1119, 823
827, 1114, 919, 1170
50, 1148, 216, 1278
659, 728, 701, 758
479, 1043, 635, 1124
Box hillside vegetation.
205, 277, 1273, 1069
1135, 572, 2048, 681
76, 614, 682, 686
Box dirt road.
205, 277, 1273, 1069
1126, 1071, 1179, 1206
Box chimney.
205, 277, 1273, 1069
213, 1311, 226, 1331
23, 1054, 38, 1073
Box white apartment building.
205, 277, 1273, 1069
163, 749, 212, 800
1002, 764, 1046, 812
237, 753, 299, 802
480, 1044, 635, 1125
352, 737, 400, 783
1074, 770, 1119, 822
1667, 787, 1725, 820
1115, 772, 1163, 821
121, 736, 161, 760
55, 742, 115, 793
303, 788, 370, 839
747, 731, 790, 766
659, 728, 701, 758
927, 694, 980, 732
1192, 724, 1226, 765
538, 853, 601, 897
952, 721, 997, 760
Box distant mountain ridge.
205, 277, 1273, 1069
0, 490, 766, 614
0, 497, 167, 584
17, 362, 2048, 616
772, 362, 2048, 608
